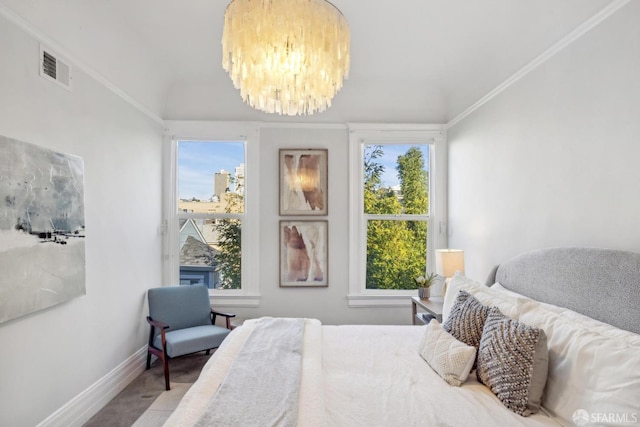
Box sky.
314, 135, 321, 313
370, 144, 430, 189
177, 141, 429, 199
178, 141, 244, 200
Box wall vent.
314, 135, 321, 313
40, 45, 72, 90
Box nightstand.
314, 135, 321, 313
411, 296, 444, 325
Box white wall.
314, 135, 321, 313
215, 126, 411, 325
0, 14, 163, 427
447, 1, 640, 281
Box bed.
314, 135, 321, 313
164, 247, 640, 427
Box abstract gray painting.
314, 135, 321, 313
0, 135, 85, 324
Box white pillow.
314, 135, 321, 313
418, 320, 476, 387
515, 301, 640, 424
442, 273, 528, 323
442, 273, 481, 321
492, 282, 640, 345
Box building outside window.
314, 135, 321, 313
177, 140, 245, 289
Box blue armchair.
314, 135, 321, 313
146, 285, 235, 390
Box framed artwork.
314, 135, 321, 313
279, 149, 328, 215
0, 135, 86, 324
280, 220, 328, 287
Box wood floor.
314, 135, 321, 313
83, 352, 213, 427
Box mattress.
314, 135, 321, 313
164, 319, 564, 427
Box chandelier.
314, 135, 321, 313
222, 0, 350, 116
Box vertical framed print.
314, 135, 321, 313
279, 149, 327, 215
280, 220, 328, 287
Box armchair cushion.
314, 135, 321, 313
148, 285, 212, 333
155, 325, 231, 358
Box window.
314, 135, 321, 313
348, 125, 447, 306
177, 141, 244, 290
164, 123, 260, 306
364, 144, 429, 289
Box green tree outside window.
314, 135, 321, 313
364, 145, 429, 289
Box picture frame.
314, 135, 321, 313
279, 149, 328, 215
280, 220, 328, 287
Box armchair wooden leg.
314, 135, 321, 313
162, 355, 170, 391
146, 352, 152, 370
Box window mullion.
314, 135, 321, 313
178, 212, 244, 221
365, 213, 429, 221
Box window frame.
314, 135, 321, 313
347, 124, 447, 307
163, 122, 261, 307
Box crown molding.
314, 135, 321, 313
446, 0, 631, 129
258, 121, 348, 130
348, 123, 445, 133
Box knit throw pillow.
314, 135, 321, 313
442, 290, 491, 353
418, 320, 477, 387
476, 307, 549, 416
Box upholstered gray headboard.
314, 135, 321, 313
484, 247, 640, 335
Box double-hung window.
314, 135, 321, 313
177, 140, 244, 289
164, 123, 260, 306
348, 125, 447, 306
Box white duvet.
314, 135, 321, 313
164, 318, 565, 427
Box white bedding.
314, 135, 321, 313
322, 325, 562, 427
164, 318, 564, 427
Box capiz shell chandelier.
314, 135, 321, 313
222, 0, 350, 116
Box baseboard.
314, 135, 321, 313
36, 346, 148, 427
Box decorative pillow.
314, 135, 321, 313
418, 320, 476, 387
442, 273, 484, 321
442, 290, 491, 353
476, 307, 548, 416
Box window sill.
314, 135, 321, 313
347, 289, 440, 308
347, 294, 415, 308
208, 293, 260, 307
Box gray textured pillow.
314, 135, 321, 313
442, 290, 491, 353
476, 307, 549, 416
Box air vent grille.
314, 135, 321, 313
42, 51, 57, 79
40, 46, 72, 90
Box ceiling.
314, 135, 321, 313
0, 0, 618, 124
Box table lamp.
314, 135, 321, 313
435, 249, 465, 297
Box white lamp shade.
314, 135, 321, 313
435, 249, 465, 278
